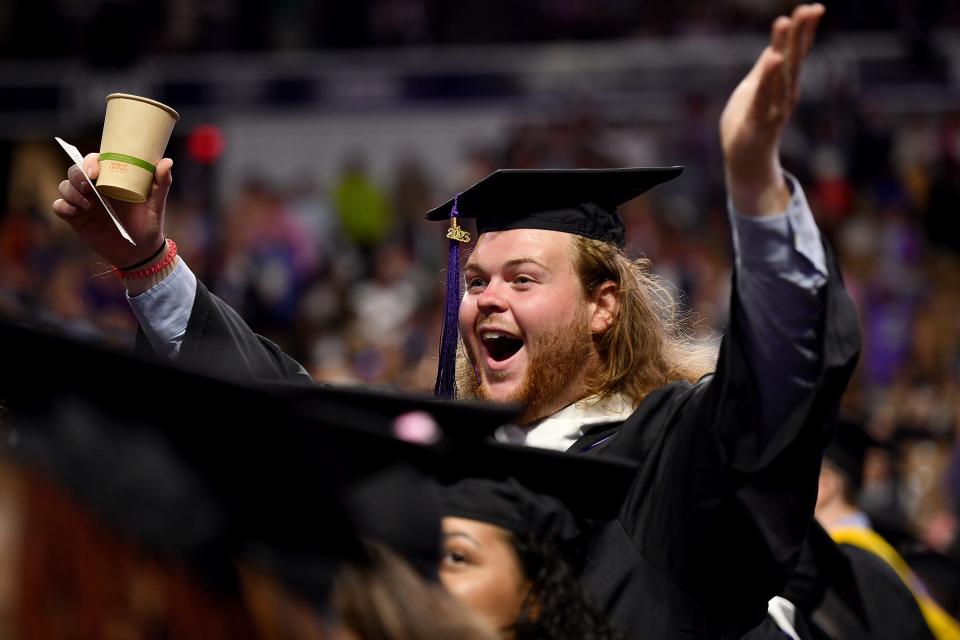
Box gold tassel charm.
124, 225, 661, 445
446, 217, 471, 243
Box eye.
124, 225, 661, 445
466, 276, 486, 290
512, 275, 534, 286
441, 549, 472, 568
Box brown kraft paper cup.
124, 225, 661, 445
96, 94, 180, 203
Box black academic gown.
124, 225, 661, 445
135, 280, 314, 383
567, 245, 859, 639
813, 544, 936, 640
135, 247, 860, 639
742, 614, 832, 640
741, 521, 934, 640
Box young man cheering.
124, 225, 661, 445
52, 5, 859, 637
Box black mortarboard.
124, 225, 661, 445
252, 372, 639, 565
0, 316, 637, 605
436, 445, 636, 569
424, 167, 683, 399
424, 167, 684, 247
440, 477, 581, 548
434, 439, 636, 523
0, 317, 455, 608
265, 383, 636, 527
823, 417, 876, 493
259, 381, 517, 446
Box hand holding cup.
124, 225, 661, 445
53, 153, 174, 269
52, 94, 178, 268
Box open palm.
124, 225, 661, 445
720, 4, 824, 215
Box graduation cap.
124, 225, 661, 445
440, 477, 581, 550
823, 416, 877, 493
266, 385, 636, 540
0, 316, 636, 609
424, 167, 684, 399
436, 444, 636, 577
433, 438, 635, 523
258, 380, 636, 518
259, 381, 517, 446
0, 317, 450, 607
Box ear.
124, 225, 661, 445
816, 465, 839, 510
519, 581, 542, 621
589, 280, 619, 335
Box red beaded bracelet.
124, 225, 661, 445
118, 238, 168, 271
112, 240, 178, 280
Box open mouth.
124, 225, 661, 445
481, 332, 524, 362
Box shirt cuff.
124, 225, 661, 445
126, 258, 197, 356
729, 172, 828, 279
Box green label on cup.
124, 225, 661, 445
98, 152, 156, 174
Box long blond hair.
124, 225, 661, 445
574, 236, 717, 406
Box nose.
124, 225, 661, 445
476, 279, 508, 314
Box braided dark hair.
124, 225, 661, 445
508, 534, 620, 640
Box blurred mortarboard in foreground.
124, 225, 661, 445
268, 384, 637, 536
0, 317, 636, 605
257, 379, 637, 523
259, 381, 517, 446
255, 384, 523, 582
424, 167, 683, 399
0, 317, 444, 607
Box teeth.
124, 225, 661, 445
482, 331, 512, 341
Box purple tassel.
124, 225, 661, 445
434, 195, 465, 399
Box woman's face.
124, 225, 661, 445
439, 517, 531, 633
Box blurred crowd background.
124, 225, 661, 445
2, 0, 959, 53
1, 0, 960, 626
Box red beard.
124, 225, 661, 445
459, 311, 594, 426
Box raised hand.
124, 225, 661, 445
52, 153, 174, 268
720, 4, 825, 216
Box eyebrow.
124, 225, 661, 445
443, 531, 482, 548
464, 258, 549, 272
